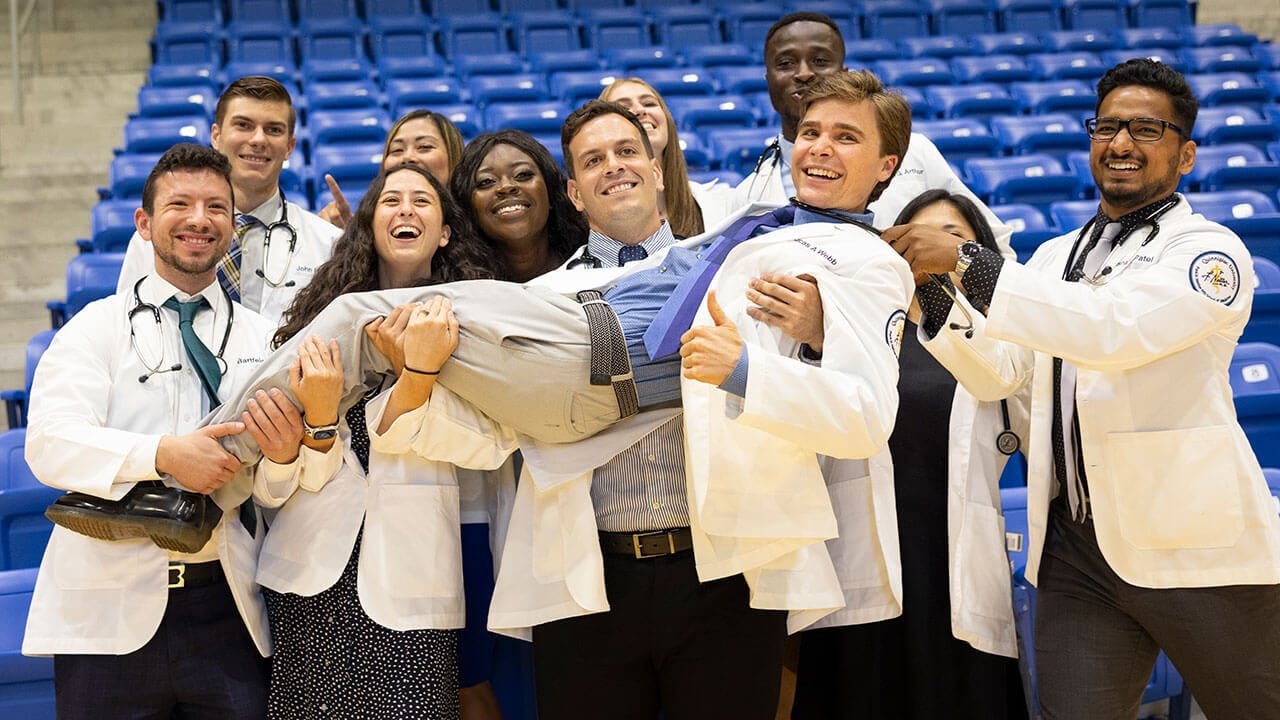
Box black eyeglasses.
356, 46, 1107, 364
1085, 116, 1188, 143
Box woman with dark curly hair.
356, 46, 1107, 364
451, 129, 588, 282
254, 162, 497, 720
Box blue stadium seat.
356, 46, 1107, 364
1249, 258, 1280, 353
296, 0, 357, 22
469, 73, 548, 107
709, 127, 781, 177
453, 52, 524, 80
384, 77, 465, 112
1227, 214, 1280, 267
901, 35, 972, 60
845, 38, 900, 64
791, 1, 861, 41
307, 79, 380, 110
888, 86, 931, 120
223, 60, 297, 87
862, 1, 929, 39
1259, 44, 1280, 71
368, 16, 438, 70
690, 168, 745, 186
679, 131, 710, 172
605, 47, 679, 72
639, 68, 716, 97
925, 84, 1019, 120
1183, 190, 1278, 223
122, 116, 209, 154
107, 153, 160, 200
971, 31, 1045, 55
1, 331, 55, 429
437, 14, 509, 58
1126, 0, 1192, 30
683, 43, 755, 69
364, 0, 422, 19
1116, 26, 1184, 50
311, 142, 383, 190
873, 58, 957, 88
715, 65, 769, 96
297, 20, 366, 63
64, 253, 126, 320
1262, 72, 1280, 102
1194, 106, 1280, 148
483, 101, 573, 135
498, 0, 557, 11
510, 10, 581, 55
1186, 72, 1269, 107
719, 2, 786, 46
1011, 79, 1096, 114
668, 94, 757, 132
308, 108, 391, 146
89, 200, 141, 254
301, 56, 373, 84
1041, 29, 1116, 53
225, 21, 296, 66
994, 0, 1062, 34
550, 69, 626, 106
924, 0, 997, 36
1027, 51, 1106, 81
429, 0, 491, 13
1064, 150, 1096, 197
580, 8, 652, 50
993, 203, 1061, 261
1060, 0, 1125, 31
528, 49, 600, 75
147, 63, 220, 91
951, 55, 1036, 84
1048, 199, 1099, 232
992, 112, 1089, 157
1230, 342, 1280, 469
227, 0, 290, 23
914, 118, 1002, 163
0, 430, 62, 571
160, 0, 224, 24
1186, 24, 1258, 48
565, 0, 626, 8
1102, 48, 1186, 74
431, 103, 482, 140
650, 6, 722, 48
136, 85, 217, 119
1182, 45, 1262, 75
1183, 143, 1280, 196
152, 21, 225, 66
1255, 256, 1280, 289
0, 568, 54, 719
966, 154, 1083, 211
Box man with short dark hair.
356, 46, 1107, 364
24, 144, 307, 718
887, 58, 1280, 718
117, 76, 341, 325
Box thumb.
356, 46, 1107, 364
202, 421, 246, 438
707, 290, 732, 327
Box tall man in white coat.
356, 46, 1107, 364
885, 58, 1280, 719
23, 144, 308, 718
722, 11, 1009, 243
116, 75, 341, 325
368, 82, 915, 720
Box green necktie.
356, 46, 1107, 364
163, 296, 221, 408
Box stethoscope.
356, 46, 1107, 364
1060, 195, 1180, 286
129, 276, 234, 384
742, 137, 784, 203
254, 189, 299, 288
566, 244, 604, 269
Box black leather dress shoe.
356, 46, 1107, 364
45, 481, 223, 554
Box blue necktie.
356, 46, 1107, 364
163, 296, 222, 408
618, 244, 648, 266
218, 214, 255, 302
642, 205, 795, 360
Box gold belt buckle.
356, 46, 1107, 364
168, 563, 185, 588
632, 530, 676, 559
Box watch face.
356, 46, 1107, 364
310, 428, 338, 441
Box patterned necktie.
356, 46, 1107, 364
643, 205, 796, 360
162, 296, 222, 408
218, 214, 256, 302
618, 244, 648, 266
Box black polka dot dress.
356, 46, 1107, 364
263, 397, 461, 719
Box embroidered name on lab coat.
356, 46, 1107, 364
790, 237, 839, 266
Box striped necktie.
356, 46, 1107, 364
218, 214, 257, 302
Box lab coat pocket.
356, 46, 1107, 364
370, 484, 462, 600
958, 503, 1013, 621
53, 531, 146, 590
1107, 426, 1244, 550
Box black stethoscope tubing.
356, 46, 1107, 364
130, 276, 235, 382
255, 189, 299, 288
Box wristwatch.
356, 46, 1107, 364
302, 416, 339, 441
954, 241, 983, 278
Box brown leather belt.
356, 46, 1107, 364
599, 527, 693, 559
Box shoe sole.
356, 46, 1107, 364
45, 505, 210, 554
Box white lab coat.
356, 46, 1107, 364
924, 197, 1280, 590
391, 205, 915, 637
734, 132, 1014, 245
116, 194, 341, 326
22, 274, 276, 656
